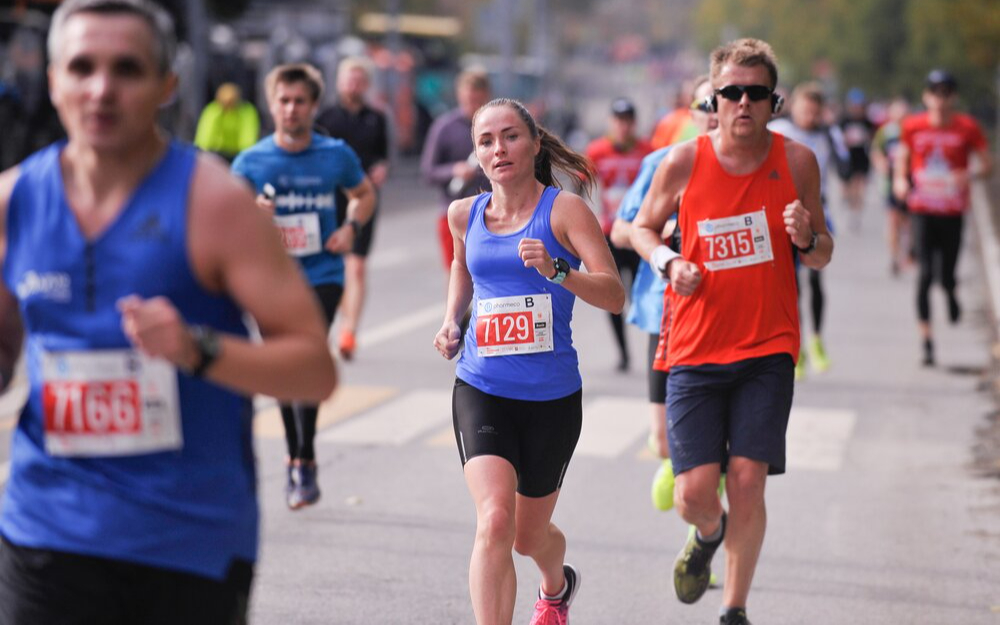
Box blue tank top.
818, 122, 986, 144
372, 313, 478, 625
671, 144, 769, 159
231, 133, 365, 287
456, 187, 582, 400
1, 141, 256, 581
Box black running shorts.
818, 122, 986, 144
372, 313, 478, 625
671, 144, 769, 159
452, 378, 582, 498
0, 537, 253, 625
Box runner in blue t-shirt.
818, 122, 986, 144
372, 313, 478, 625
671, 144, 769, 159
0, 3, 337, 623
232, 62, 375, 510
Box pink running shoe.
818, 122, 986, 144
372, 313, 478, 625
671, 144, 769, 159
529, 564, 580, 625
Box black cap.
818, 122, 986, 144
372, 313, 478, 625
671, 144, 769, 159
925, 69, 957, 91
610, 97, 636, 117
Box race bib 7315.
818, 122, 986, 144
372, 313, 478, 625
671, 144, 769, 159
697, 209, 774, 271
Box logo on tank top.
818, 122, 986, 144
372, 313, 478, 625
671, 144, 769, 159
16, 271, 71, 302
131, 215, 165, 241
768, 170, 780, 180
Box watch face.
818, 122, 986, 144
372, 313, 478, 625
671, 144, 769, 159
555, 258, 570, 273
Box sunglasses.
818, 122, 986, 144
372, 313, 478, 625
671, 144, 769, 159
690, 100, 713, 113
715, 85, 773, 103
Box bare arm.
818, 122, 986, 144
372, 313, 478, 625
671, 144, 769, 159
785, 140, 833, 270
630, 143, 704, 295
325, 176, 376, 254
544, 192, 625, 314
0, 166, 22, 392
892, 139, 912, 202
121, 155, 336, 402
433, 198, 475, 359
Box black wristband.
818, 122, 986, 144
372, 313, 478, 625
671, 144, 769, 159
190, 325, 221, 377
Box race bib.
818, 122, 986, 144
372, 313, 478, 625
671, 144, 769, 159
697, 209, 774, 271
476, 294, 553, 357
41, 350, 183, 457
912, 168, 961, 205
273, 213, 322, 256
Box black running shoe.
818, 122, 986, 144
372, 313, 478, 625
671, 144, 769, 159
720, 607, 752, 625
673, 512, 726, 604
922, 339, 935, 367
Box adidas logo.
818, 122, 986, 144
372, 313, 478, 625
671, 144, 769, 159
768, 170, 780, 180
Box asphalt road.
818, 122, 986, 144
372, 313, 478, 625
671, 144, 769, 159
1, 160, 998, 624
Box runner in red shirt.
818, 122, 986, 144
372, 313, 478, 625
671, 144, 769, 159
893, 69, 992, 366
632, 39, 832, 625
586, 99, 653, 370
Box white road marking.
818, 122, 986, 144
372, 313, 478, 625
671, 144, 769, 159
575, 396, 651, 458
786, 406, 857, 471
318, 389, 451, 446
356, 304, 442, 350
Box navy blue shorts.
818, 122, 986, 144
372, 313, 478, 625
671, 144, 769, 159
666, 353, 794, 476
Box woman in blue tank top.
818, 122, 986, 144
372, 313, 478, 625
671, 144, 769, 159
432, 98, 624, 624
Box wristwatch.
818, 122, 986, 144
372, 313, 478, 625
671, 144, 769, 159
797, 231, 818, 255
189, 325, 221, 377
547, 257, 571, 284
346, 219, 362, 233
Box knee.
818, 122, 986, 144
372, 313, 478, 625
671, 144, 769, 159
476, 504, 516, 552
513, 523, 552, 557
724, 462, 766, 509
674, 474, 719, 518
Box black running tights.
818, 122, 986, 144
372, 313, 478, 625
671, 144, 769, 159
911, 214, 963, 322
282, 282, 342, 461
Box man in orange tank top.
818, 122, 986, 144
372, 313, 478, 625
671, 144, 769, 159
632, 39, 833, 625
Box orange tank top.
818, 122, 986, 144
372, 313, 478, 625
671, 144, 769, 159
667, 133, 800, 367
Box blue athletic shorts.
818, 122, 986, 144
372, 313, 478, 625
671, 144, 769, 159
666, 353, 794, 476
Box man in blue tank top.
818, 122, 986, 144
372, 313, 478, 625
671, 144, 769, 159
0, 2, 337, 623
232, 62, 375, 510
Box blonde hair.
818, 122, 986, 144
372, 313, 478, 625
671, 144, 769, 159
337, 56, 372, 80
265, 63, 324, 103
456, 67, 491, 93
710, 38, 779, 89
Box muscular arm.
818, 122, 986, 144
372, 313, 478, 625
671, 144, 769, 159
184, 156, 336, 400
549, 193, 625, 314
786, 140, 833, 270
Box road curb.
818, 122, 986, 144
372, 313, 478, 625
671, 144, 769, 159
971, 181, 1000, 340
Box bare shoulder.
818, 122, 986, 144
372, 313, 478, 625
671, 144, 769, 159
659, 138, 698, 183
0, 166, 22, 212
446, 195, 477, 235
189, 152, 254, 216
551, 188, 591, 218
783, 137, 820, 182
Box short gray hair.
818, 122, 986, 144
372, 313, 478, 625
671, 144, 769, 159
48, 0, 177, 76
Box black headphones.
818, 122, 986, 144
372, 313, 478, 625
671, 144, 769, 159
704, 92, 784, 115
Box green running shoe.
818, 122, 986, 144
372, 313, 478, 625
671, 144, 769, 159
674, 513, 726, 604
794, 348, 807, 381
685, 525, 720, 587
651, 458, 675, 511
810, 336, 830, 373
